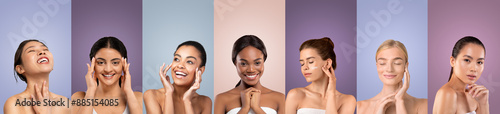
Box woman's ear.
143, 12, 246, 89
450, 56, 455, 68
406, 62, 409, 68
199, 66, 206, 75
15, 65, 25, 75
326, 58, 333, 69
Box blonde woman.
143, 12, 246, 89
357, 39, 427, 114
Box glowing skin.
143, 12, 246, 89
71, 48, 143, 114
433, 44, 489, 114
144, 45, 211, 114
285, 48, 356, 114
357, 47, 427, 114
214, 46, 285, 114
235, 46, 264, 85
4, 41, 70, 114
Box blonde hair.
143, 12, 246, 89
375, 39, 408, 63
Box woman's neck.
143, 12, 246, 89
237, 81, 263, 90
95, 81, 122, 98
25, 73, 50, 96
172, 83, 190, 99
448, 73, 467, 92
307, 75, 329, 96
379, 82, 402, 97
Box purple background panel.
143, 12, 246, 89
285, 0, 357, 98
429, 1, 500, 113
71, 0, 142, 93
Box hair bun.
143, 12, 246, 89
320, 37, 334, 49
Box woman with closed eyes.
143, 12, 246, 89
4, 39, 70, 114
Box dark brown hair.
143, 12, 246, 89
299, 37, 337, 70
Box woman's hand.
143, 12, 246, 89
375, 93, 396, 114
121, 58, 133, 92
322, 64, 336, 97
183, 68, 202, 102
250, 89, 262, 110
159, 63, 174, 94
31, 81, 51, 114
240, 87, 253, 110
468, 84, 489, 104
85, 58, 98, 94
395, 67, 410, 101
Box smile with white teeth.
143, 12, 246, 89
175, 72, 187, 77
245, 74, 257, 78
37, 58, 48, 63
103, 74, 114, 77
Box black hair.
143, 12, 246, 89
14, 39, 47, 83
175, 41, 207, 67
449, 36, 485, 81
232, 35, 267, 87
89, 36, 128, 86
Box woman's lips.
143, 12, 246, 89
37, 57, 49, 64
304, 73, 312, 77
175, 70, 187, 79
102, 74, 114, 79
245, 73, 258, 80
467, 75, 477, 80
384, 74, 396, 79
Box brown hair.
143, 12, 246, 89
299, 37, 336, 70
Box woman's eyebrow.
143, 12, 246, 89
186, 56, 197, 60
111, 58, 121, 61
463, 55, 473, 59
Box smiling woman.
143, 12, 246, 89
4, 39, 70, 114
70, 37, 143, 114
143, 40, 212, 114
214, 35, 285, 114
357, 39, 428, 114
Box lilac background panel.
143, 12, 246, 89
285, 0, 357, 98
0, 0, 71, 112
429, 1, 500, 113
71, 0, 142, 93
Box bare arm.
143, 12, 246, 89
214, 94, 227, 114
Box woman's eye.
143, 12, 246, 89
28, 50, 35, 53
97, 62, 104, 64
300, 64, 304, 66
112, 62, 119, 65
394, 62, 402, 65
174, 58, 179, 62
187, 61, 193, 64
464, 59, 470, 62
309, 61, 314, 64
240, 62, 247, 66
478, 61, 483, 65
379, 63, 386, 65
43, 49, 49, 51
255, 62, 261, 65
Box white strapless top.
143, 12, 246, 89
227, 107, 277, 114
92, 105, 129, 114
297, 108, 326, 114
466, 111, 476, 114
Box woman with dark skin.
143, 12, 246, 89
71, 37, 143, 114
144, 41, 211, 114
433, 36, 489, 114
214, 35, 285, 114
4, 40, 70, 114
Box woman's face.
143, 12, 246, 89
235, 46, 264, 86
300, 48, 328, 82
18, 41, 54, 76
171, 45, 203, 86
376, 47, 407, 85
451, 44, 485, 84
94, 48, 123, 86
